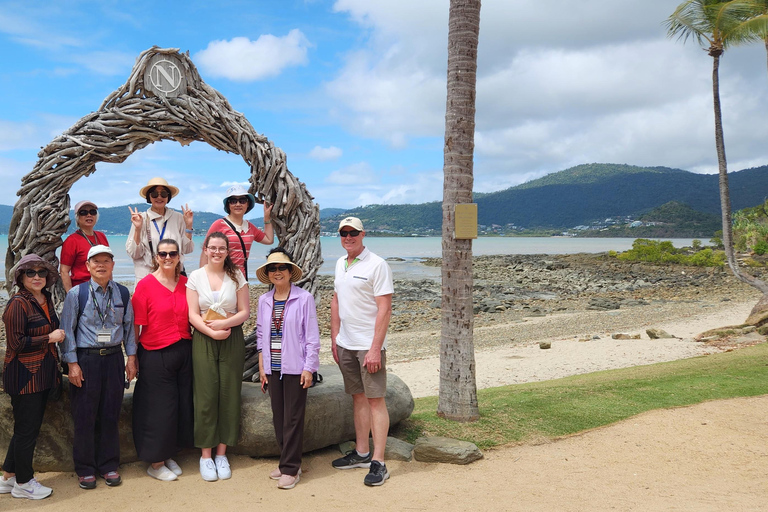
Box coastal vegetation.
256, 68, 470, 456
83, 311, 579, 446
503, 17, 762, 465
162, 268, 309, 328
608, 238, 726, 267
393, 343, 768, 449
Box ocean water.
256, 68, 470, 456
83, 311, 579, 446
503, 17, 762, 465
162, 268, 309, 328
0, 235, 698, 284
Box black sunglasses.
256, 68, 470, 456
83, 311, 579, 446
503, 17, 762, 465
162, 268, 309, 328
339, 229, 361, 238
157, 251, 179, 259
267, 264, 290, 273
24, 269, 49, 278
227, 197, 249, 205
149, 190, 170, 199
78, 209, 98, 216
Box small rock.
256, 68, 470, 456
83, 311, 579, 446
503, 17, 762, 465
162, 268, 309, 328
646, 329, 675, 339
611, 333, 640, 340
539, 341, 551, 349
412, 437, 483, 465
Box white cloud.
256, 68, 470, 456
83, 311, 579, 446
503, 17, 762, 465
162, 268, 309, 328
309, 145, 343, 161
194, 30, 311, 82
325, 162, 377, 185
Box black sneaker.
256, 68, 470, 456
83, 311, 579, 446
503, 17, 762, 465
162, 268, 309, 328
332, 450, 372, 469
364, 460, 389, 486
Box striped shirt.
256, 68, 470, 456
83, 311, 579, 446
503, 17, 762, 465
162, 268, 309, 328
270, 299, 286, 372
2, 289, 60, 395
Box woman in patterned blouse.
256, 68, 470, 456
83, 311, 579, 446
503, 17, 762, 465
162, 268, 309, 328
1, 254, 65, 500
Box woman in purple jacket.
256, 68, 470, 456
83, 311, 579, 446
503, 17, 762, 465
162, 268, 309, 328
256, 248, 319, 490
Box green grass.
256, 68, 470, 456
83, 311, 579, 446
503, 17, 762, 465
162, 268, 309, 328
392, 343, 768, 449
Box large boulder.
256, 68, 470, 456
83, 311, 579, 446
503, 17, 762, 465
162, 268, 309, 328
0, 364, 414, 471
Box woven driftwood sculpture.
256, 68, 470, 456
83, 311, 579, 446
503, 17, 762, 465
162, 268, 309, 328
5, 47, 322, 381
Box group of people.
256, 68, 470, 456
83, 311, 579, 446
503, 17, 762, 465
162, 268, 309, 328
1, 176, 394, 501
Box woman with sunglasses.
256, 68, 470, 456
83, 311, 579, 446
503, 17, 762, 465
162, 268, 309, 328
131, 239, 194, 482
1, 255, 64, 500
255, 247, 320, 490
186, 232, 250, 482
59, 200, 109, 292
126, 177, 195, 282
200, 184, 274, 280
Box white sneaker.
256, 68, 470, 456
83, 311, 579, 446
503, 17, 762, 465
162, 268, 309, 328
214, 455, 231, 480
147, 465, 177, 481
200, 458, 218, 482
0, 475, 16, 494
11, 478, 52, 500
165, 458, 182, 476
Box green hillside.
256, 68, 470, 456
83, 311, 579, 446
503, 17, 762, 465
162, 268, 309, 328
1, 163, 766, 236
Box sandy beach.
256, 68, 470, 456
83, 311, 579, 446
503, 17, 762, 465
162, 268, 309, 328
2, 254, 767, 510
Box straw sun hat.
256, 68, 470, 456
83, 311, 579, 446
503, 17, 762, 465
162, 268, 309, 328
139, 177, 180, 201
255, 251, 303, 284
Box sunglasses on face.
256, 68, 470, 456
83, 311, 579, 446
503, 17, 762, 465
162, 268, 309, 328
78, 209, 98, 216
227, 197, 249, 205
157, 251, 179, 259
25, 269, 49, 278
339, 229, 361, 238
149, 190, 170, 199
267, 264, 290, 273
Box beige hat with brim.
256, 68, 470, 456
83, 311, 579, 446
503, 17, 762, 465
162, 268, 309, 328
139, 177, 180, 200
255, 251, 303, 284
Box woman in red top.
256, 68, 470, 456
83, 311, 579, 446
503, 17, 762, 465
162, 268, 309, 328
131, 239, 193, 482
1, 254, 65, 500
59, 200, 109, 292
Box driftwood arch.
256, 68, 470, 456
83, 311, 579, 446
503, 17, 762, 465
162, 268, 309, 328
5, 47, 322, 381
5, 46, 321, 298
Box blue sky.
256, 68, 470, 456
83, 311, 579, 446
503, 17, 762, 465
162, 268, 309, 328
1, 0, 768, 215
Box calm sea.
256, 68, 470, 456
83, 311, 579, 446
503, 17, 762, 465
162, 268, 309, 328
0, 235, 698, 284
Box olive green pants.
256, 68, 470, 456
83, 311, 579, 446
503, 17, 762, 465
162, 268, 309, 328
192, 325, 245, 448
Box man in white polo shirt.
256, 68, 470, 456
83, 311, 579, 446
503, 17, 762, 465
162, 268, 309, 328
330, 216, 393, 486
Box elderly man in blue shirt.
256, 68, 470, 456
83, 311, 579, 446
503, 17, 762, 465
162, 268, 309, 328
61, 245, 136, 490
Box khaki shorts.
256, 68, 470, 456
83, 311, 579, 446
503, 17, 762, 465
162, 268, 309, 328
337, 347, 387, 398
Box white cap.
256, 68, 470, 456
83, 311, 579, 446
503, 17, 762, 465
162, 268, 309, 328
87, 245, 114, 260
338, 216, 364, 231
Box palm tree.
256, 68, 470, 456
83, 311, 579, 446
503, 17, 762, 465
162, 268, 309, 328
438, 0, 482, 422
666, 0, 768, 297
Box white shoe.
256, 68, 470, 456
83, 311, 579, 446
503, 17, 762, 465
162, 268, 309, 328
0, 475, 16, 494
11, 478, 52, 500
214, 455, 231, 480
147, 465, 178, 481
165, 459, 182, 476
200, 458, 218, 482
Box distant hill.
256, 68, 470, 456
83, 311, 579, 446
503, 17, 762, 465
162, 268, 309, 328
318, 163, 768, 234
1, 163, 766, 236
474, 163, 768, 229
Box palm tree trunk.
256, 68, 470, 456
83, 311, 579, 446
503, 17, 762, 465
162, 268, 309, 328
711, 52, 768, 294
438, 0, 481, 422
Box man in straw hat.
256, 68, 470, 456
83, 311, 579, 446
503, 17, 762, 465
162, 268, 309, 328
60, 245, 136, 490
330, 217, 393, 486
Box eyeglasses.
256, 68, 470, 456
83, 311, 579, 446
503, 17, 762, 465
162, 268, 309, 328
149, 189, 170, 199
157, 251, 179, 259
207, 247, 228, 253
78, 209, 98, 216
227, 197, 249, 205
267, 264, 290, 273
24, 269, 49, 278
339, 229, 361, 238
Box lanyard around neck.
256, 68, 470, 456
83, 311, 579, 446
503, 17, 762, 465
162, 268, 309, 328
89, 283, 113, 328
